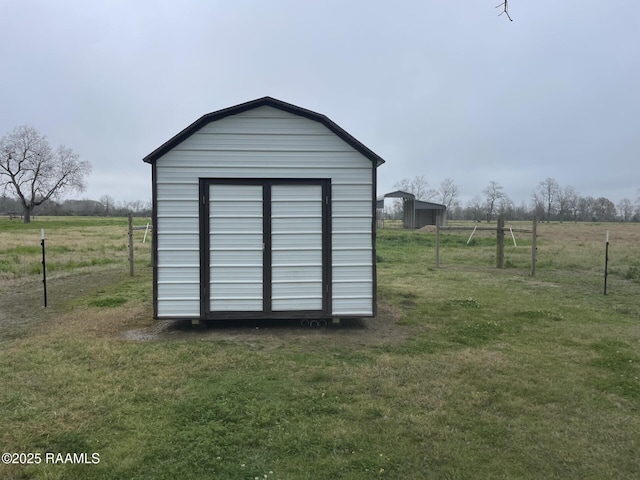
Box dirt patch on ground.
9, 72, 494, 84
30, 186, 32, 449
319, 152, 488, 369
0, 267, 130, 338
122, 300, 414, 349
1, 269, 417, 348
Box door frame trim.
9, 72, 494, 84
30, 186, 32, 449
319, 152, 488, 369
199, 178, 331, 320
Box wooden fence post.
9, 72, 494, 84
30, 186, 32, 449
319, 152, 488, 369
128, 213, 134, 277
496, 215, 505, 268
531, 217, 537, 276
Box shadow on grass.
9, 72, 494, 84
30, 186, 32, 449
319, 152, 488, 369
165, 317, 369, 332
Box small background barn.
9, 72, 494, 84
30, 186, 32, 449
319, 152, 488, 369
377, 190, 447, 228
143, 97, 384, 321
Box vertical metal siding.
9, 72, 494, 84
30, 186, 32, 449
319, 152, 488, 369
154, 106, 374, 318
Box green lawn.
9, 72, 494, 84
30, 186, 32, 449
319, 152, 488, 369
1, 218, 639, 479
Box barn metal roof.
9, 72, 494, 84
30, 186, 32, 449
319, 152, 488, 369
143, 96, 385, 166
376, 190, 415, 200
376, 190, 446, 210
415, 200, 446, 210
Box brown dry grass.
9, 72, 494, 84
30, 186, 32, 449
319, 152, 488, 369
0, 217, 151, 283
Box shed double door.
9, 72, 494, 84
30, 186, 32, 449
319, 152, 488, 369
201, 179, 330, 319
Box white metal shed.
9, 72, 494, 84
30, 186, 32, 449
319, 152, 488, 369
143, 97, 385, 321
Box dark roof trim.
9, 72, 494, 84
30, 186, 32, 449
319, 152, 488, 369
143, 96, 385, 166
377, 190, 416, 200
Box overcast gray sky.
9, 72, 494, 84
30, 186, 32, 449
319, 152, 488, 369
1, 0, 638, 207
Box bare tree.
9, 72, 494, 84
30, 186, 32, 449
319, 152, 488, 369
537, 177, 560, 222
556, 185, 577, 223
617, 198, 634, 222
394, 177, 413, 196
126, 200, 146, 213
530, 192, 545, 220
0, 126, 91, 223
563, 186, 580, 223
100, 194, 116, 216
483, 181, 506, 222
437, 178, 460, 210
497, 196, 514, 218
465, 195, 484, 222
394, 175, 436, 201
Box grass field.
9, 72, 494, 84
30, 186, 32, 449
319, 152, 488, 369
1, 217, 639, 479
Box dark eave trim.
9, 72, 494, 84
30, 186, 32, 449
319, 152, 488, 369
142, 96, 385, 167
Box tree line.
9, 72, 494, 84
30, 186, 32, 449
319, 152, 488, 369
0, 194, 151, 218
387, 176, 640, 223
2, 125, 637, 224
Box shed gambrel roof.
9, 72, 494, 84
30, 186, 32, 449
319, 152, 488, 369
143, 96, 385, 166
